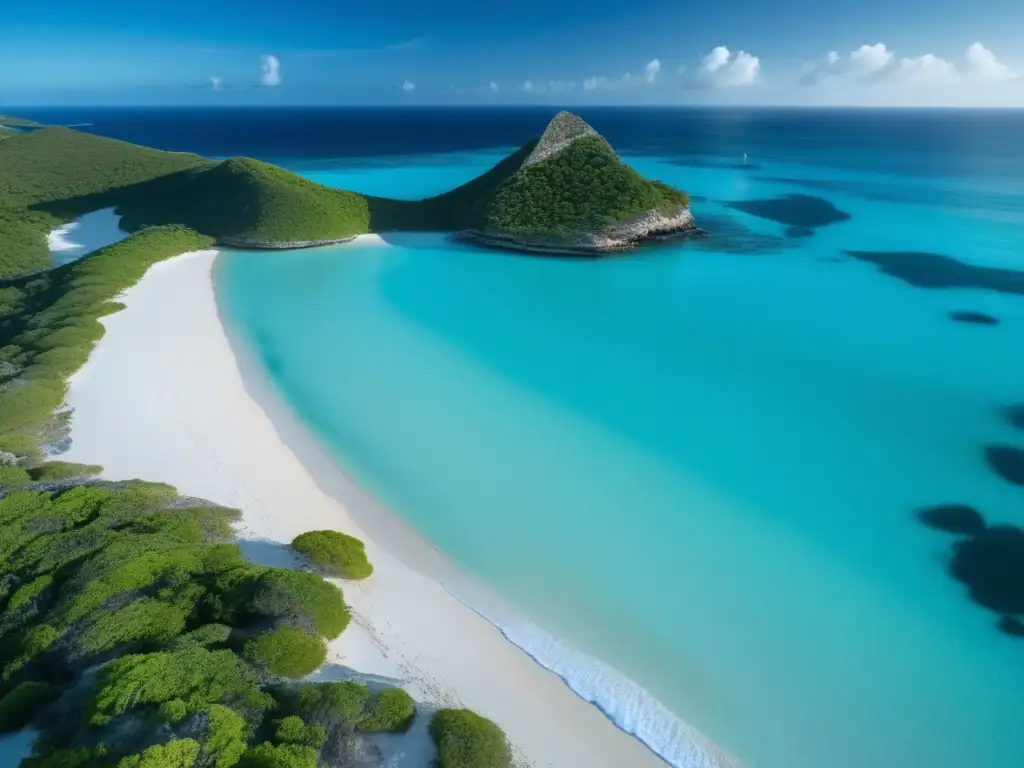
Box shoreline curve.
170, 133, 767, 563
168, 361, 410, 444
58, 244, 738, 768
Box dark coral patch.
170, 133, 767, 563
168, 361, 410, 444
997, 616, 1024, 639
844, 250, 1024, 297
984, 445, 1024, 487
725, 194, 851, 230
1002, 405, 1024, 432
916, 504, 986, 536
949, 311, 999, 326
950, 525, 1024, 614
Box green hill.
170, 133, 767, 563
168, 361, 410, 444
118, 157, 374, 246
0, 113, 692, 278
0, 127, 210, 277
465, 111, 691, 253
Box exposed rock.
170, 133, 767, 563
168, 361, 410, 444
521, 111, 603, 168
219, 236, 358, 250
457, 208, 702, 257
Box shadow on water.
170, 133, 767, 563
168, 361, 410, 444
983, 445, 1024, 487
724, 194, 851, 237
1001, 405, 1024, 431
758, 175, 1024, 214
948, 311, 1000, 326
843, 250, 1024, 296
918, 506, 1024, 639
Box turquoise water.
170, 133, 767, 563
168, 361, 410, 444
219, 144, 1024, 767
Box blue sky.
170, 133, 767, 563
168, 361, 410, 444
2, 0, 1023, 106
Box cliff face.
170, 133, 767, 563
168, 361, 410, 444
462, 111, 698, 256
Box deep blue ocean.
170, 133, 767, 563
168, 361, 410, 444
25, 107, 1024, 768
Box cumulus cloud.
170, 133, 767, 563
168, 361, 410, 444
965, 42, 1018, 82
210, 76, 222, 91
645, 58, 661, 83
695, 46, 761, 87
898, 54, 958, 86
260, 55, 281, 87
402, 80, 415, 91
488, 81, 499, 94
523, 80, 533, 92
803, 41, 1017, 88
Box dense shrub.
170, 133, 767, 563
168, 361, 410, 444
249, 569, 350, 639
272, 716, 326, 748
289, 681, 370, 725
0, 465, 31, 488
116, 739, 200, 768
429, 709, 512, 768
290, 530, 372, 580
359, 688, 415, 733
27, 462, 103, 482
0, 680, 58, 732
87, 647, 268, 726
237, 743, 318, 768
243, 627, 326, 679
200, 704, 247, 768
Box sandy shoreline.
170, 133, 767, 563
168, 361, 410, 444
57, 242, 691, 768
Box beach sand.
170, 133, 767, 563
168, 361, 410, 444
58, 243, 689, 768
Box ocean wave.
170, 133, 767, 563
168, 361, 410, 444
443, 585, 740, 768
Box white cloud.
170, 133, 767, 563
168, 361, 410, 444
547, 79, 575, 92
583, 75, 609, 91
965, 42, 1017, 82
696, 46, 761, 87
898, 54, 958, 86
645, 58, 661, 84
260, 54, 281, 87
802, 43, 892, 85
523, 80, 533, 93
402, 80, 415, 91
210, 76, 222, 91
488, 81, 499, 93
803, 41, 1018, 90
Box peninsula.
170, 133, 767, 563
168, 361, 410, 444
0, 111, 695, 279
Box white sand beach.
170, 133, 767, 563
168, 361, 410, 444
58, 243, 689, 768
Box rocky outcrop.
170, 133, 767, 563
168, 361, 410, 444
521, 111, 606, 168
456, 208, 703, 257
218, 236, 358, 250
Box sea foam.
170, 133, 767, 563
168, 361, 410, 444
444, 586, 741, 768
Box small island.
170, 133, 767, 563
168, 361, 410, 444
0, 111, 696, 279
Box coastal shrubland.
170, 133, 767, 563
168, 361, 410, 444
290, 530, 373, 580
243, 626, 327, 679
429, 709, 513, 768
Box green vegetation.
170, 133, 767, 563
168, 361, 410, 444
272, 716, 326, 748
0, 128, 209, 277
0, 680, 58, 732
430, 709, 513, 768
360, 687, 416, 733
0, 110, 686, 279
290, 530, 373, 580
0, 226, 214, 465
287, 680, 370, 724
26, 461, 103, 482
237, 743, 318, 768
243, 626, 326, 679
486, 135, 688, 239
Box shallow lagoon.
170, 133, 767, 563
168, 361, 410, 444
220, 137, 1024, 767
